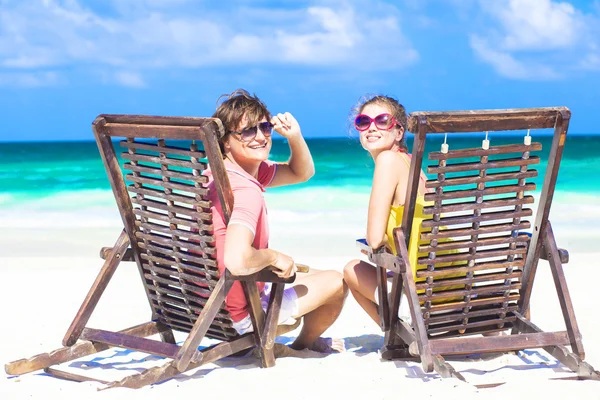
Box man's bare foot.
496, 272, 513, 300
252, 343, 304, 359
307, 337, 346, 353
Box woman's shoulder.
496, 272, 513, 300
376, 149, 410, 168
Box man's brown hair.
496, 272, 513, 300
213, 89, 271, 155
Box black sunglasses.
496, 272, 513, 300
231, 121, 274, 142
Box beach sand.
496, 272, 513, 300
2, 205, 600, 400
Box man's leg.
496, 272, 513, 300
288, 269, 347, 352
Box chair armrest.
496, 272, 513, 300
100, 246, 134, 261
356, 239, 402, 273
100, 246, 311, 277
520, 232, 569, 264
229, 266, 296, 284
541, 248, 569, 264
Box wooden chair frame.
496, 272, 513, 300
5, 115, 302, 389
358, 107, 599, 381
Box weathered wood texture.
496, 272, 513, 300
5, 114, 303, 389
367, 106, 597, 380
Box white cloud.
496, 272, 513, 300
114, 71, 146, 88
470, 35, 559, 79
481, 0, 580, 51
0, 0, 418, 86
470, 0, 597, 79
0, 71, 62, 87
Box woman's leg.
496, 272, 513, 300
288, 269, 348, 351
343, 259, 380, 326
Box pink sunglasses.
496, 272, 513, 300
354, 113, 399, 131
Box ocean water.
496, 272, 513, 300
0, 134, 599, 228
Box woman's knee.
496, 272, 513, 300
343, 259, 362, 287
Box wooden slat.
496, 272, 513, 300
107, 124, 205, 140
120, 139, 207, 158
147, 293, 230, 319
139, 243, 218, 268
407, 107, 567, 133
81, 328, 180, 358
426, 170, 538, 189
427, 316, 517, 335
131, 197, 212, 220
102, 114, 222, 127
421, 208, 532, 228
429, 331, 571, 355
154, 301, 234, 330
427, 157, 540, 175
122, 152, 204, 169
416, 259, 524, 279
144, 263, 212, 287
136, 231, 215, 254
134, 209, 203, 229
136, 222, 215, 246
418, 233, 530, 253
429, 142, 542, 160
421, 221, 531, 240
427, 294, 520, 313
424, 183, 536, 202
415, 270, 522, 290
127, 174, 209, 196
422, 196, 534, 215
145, 273, 213, 298
124, 163, 208, 184
418, 282, 521, 302
427, 305, 519, 324
128, 185, 210, 207
416, 246, 527, 266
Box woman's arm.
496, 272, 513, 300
366, 151, 401, 250
268, 112, 315, 187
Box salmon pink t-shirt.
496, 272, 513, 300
205, 159, 277, 322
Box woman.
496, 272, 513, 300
207, 89, 346, 353
342, 94, 430, 327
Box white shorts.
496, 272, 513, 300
232, 283, 299, 335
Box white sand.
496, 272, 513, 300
2, 210, 600, 399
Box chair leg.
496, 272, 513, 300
5, 321, 163, 376
63, 230, 130, 346
543, 222, 585, 358
243, 281, 275, 368
515, 313, 599, 379
262, 283, 284, 353
102, 332, 257, 389
174, 275, 233, 372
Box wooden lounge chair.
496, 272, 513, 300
357, 107, 599, 381
5, 114, 305, 389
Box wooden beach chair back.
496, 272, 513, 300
5, 114, 301, 389
360, 107, 599, 381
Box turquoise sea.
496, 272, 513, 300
1, 134, 599, 228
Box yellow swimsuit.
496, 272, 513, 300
384, 154, 462, 296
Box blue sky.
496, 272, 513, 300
1, 0, 599, 141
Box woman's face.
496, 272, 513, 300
358, 103, 404, 155
223, 114, 272, 164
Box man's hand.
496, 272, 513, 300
271, 112, 301, 140
272, 251, 297, 278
